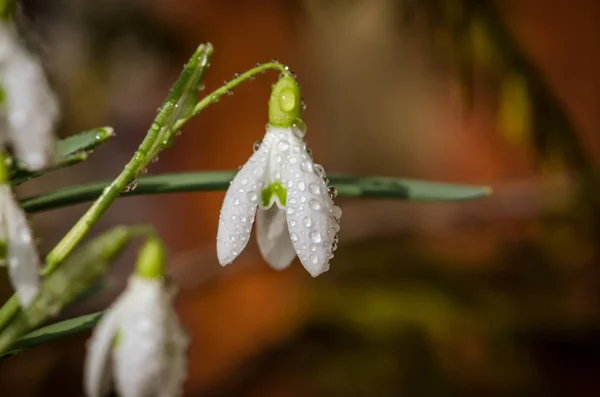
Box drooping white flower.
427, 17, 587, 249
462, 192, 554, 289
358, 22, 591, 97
84, 239, 188, 397
0, 22, 59, 171
217, 76, 341, 277
0, 184, 41, 307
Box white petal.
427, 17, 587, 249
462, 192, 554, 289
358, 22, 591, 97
0, 24, 59, 171
113, 277, 169, 397
216, 138, 271, 265
0, 186, 41, 306
256, 207, 296, 270
157, 310, 189, 397
281, 132, 341, 277
84, 298, 128, 397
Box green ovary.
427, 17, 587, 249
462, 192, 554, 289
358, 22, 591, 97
261, 182, 287, 208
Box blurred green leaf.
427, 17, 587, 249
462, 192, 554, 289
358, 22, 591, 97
10, 127, 115, 185
0, 312, 102, 358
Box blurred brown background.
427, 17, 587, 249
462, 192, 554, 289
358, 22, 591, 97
1, 0, 600, 395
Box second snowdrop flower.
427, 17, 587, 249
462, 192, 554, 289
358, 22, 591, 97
0, 154, 41, 307
84, 238, 188, 397
217, 75, 341, 277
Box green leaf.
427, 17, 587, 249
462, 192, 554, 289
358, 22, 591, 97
20, 171, 490, 214
0, 312, 102, 358
10, 127, 115, 186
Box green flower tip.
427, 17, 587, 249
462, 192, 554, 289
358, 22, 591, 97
268, 75, 302, 128
0, 152, 9, 184
135, 237, 166, 280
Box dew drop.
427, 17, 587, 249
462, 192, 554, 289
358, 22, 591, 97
300, 160, 313, 173
331, 206, 342, 219
287, 207, 295, 215
310, 230, 322, 243
248, 191, 258, 202
313, 164, 326, 178
272, 170, 281, 180
297, 181, 306, 191
277, 139, 290, 152
309, 199, 321, 211
309, 183, 321, 195
303, 216, 312, 228
123, 180, 138, 192
328, 186, 338, 199
290, 233, 299, 242
292, 120, 307, 139
241, 178, 248, 185
310, 254, 319, 264
253, 140, 262, 152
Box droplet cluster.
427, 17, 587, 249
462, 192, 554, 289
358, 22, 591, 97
216, 136, 272, 264
264, 126, 341, 276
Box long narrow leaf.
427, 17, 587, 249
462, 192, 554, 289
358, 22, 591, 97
0, 312, 102, 358
20, 171, 490, 213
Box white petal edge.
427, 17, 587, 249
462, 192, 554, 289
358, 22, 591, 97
0, 23, 59, 171
280, 130, 341, 277
0, 186, 41, 306
216, 136, 272, 265
158, 309, 189, 397
113, 277, 168, 397
84, 296, 129, 397
256, 207, 296, 270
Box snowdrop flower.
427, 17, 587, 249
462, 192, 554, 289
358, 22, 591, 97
217, 75, 341, 277
84, 238, 188, 397
0, 177, 41, 307
0, 21, 59, 171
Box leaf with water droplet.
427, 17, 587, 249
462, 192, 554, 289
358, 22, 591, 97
10, 127, 115, 186
148, 43, 213, 158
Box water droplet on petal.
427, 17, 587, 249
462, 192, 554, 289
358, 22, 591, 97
309, 183, 321, 195
331, 206, 342, 219
303, 216, 312, 228
313, 164, 326, 178
253, 140, 262, 152
310, 230, 323, 244
277, 140, 290, 152
290, 233, 299, 242
310, 254, 319, 264
309, 199, 321, 211
292, 120, 307, 138
297, 181, 306, 191
248, 191, 258, 202
300, 160, 313, 173
328, 186, 338, 199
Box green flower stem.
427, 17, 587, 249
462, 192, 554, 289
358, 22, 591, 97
173, 61, 290, 132
19, 171, 491, 214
